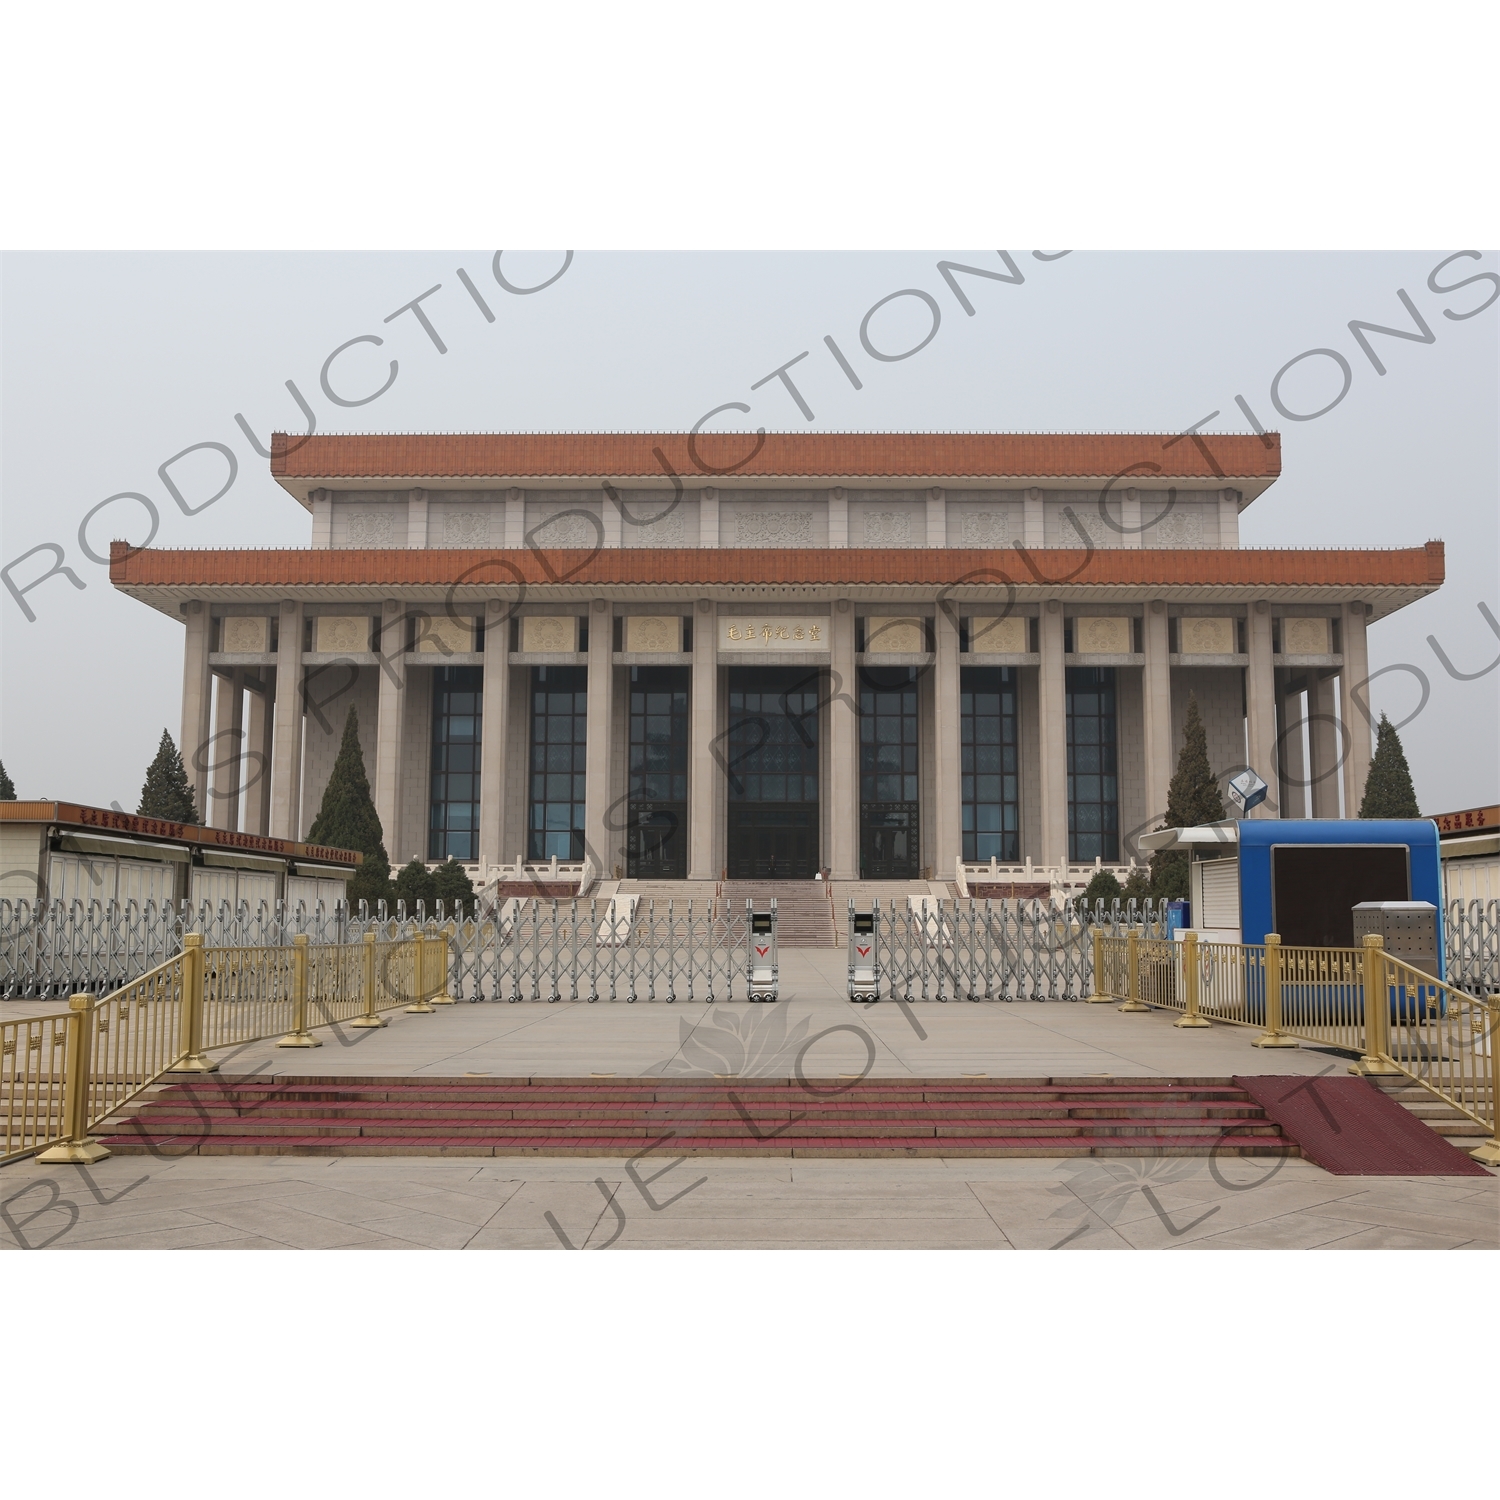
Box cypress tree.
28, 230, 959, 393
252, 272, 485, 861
0, 761, 15, 800
138, 730, 201, 823
432, 857, 476, 915
395, 857, 437, 910
1081, 870, 1122, 907
1358, 712, 1421, 819
306, 706, 392, 908
1150, 693, 1226, 900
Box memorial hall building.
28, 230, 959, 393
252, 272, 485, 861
109, 431, 1445, 893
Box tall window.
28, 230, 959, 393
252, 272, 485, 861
726, 671, 820, 804
627, 666, 689, 879
1066, 666, 1118, 862
528, 666, 587, 861
961, 666, 1019, 862
429, 666, 482, 861
859, 667, 920, 879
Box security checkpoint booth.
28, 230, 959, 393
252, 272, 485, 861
1138, 818, 1445, 974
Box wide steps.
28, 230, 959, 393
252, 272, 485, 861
95, 1075, 1298, 1159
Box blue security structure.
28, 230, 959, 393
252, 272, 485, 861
1140, 818, 1445, 978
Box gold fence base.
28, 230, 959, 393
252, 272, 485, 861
1117, 1000, 1150, 1013
405, 1000, 436, 1014
277, 1032, 323, 1049
430, 994, 456, 1005
1469, 1138, 1500, 1167
348, 1015, 388, 1029
1174, 1014, 1212, 1029
1348, 1057, 1402, 1075
37, 1137, 110, 1164
1083, 993, 1116, 1004
1252, 1033, 1300, 1049
168, 1053, 220, 1073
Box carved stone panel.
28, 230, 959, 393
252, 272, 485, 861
313, 616, 369, 654
863, 511, 914, 547
345, 510, 398, 548
1180, 616, 1236, 655
1074, 616, 1132, 654
969, 616, 1027, 653
624, 615, 683, 653
221, 616, 269, 653
520, 616, 579, 653
443, 510, 493, 548
865, 616, 926, 653
735, 511, 813, 547
959, 511, 1014, 548
1283, 617, 1331, 654
415, 614, 476, 654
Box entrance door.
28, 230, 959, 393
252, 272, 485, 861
626, 667, 689, 879
860, 668, 920, 879
726, 667, 821, 879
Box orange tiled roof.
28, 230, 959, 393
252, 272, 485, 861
269, 431, 1282, 482
111, 541, 1441, 591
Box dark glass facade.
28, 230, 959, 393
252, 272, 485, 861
528, 666, 588, 861
627, 665, 689, 879
1066, 666, 1119, 862
859, 666, 920, 879
961, 665, 1019, 863
428, 665, 483, 861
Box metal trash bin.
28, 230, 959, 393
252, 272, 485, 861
848, 905, 880, 1003
747, 901, 778, 1002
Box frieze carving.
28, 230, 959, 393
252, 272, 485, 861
1148, 505, 1203, 547
520, 616, 578, 653
444, 510, 491, 548
735, 511, 813, 547
530, 513, 598, 550
969, 616, 1027, 653
346, 511, 397, 548
624, 616, 682, 652
313, 616, 368, 654
961, 511, 1013, 548
1283, 617, 1331, 654
625, 511, 687, 547
1180, 616, 1236, 655
220, 616, 269, 653
865, 616, 925, 653
1074, 616, 1131, 654
864, 511, 913, 546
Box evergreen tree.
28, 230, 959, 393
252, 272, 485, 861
1081, 870, 1122, 907
138, 730, 200, 823
395, 858, 437, 911
432, 858, 476, 915
0, 760, 15, 800
1121, 867, 1152, 904
1149, 694, 1226, 900
1359, 712, 1421, 819
306, 706, 392, 909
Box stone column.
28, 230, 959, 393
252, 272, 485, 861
1245, 601, 1278, 818
210, 668, 245, 831
1038, 602, 1068, 867
828, 487, 847, 548
926, 486, 946, 548
505, 488, 525, 549
829, 602, 859, 880
689, 602, 718, 879
374, 600, 407, 860
1023, 487, 1045, 547
1309, 671, 1341, 817
478, 601, 509, 867
1218, 488, 1241, 547
180, 602, 213, 822
1340, 601, 1373, 815
700, 487, 719, 547
585, 600, 615, 878
407, 487, 427, 549
270, 601, 305, 840
1119, 488, 1142, 549
602, 494, 623, 549
1142, 600, 1172, 826
932, 604, 962, 877
1277, 673, 1307, 819
243, 677, 273, 837
310, 488, 332, 548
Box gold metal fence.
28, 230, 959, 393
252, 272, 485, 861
2, 929, 444, 1165
1096, 929, 1500, 1163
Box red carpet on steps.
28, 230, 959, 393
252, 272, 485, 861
1234, 1076, 1490, 1176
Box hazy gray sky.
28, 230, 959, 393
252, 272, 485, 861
2, 249, 1496, 812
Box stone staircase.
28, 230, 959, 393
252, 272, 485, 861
1385, 1082, 1494, 1145
95, 1075, 1296, 1159
721, 881, 836, 947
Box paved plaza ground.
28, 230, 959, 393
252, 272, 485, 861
3, 953, 1495, 1249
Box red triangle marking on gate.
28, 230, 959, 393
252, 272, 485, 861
857, 946, 870, 956
756, 946, 769, 957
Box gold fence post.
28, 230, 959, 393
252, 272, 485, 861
1253, 933, 1299, 1048
168, 932, 218, 1072
278, 933, 322, 1047
350, 930, 387, 1028
430, 922, 456, 1004
1084, 926, 1114, 1002
1471, 998, 1500, 1166
406, 932, 435, 1013
1118, 929, 1148, 1012
1351, 932, 1400, 1076
37, 994, 110, 1164
1175, 930, 1211, 1028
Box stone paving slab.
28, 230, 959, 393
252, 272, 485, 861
2, 1148, 1492, 1251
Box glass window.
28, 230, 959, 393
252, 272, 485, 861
1066, 666, 1118, 862
429, 666, 484, 861
527, 666, 588, 860
961, 666, 1019, 862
